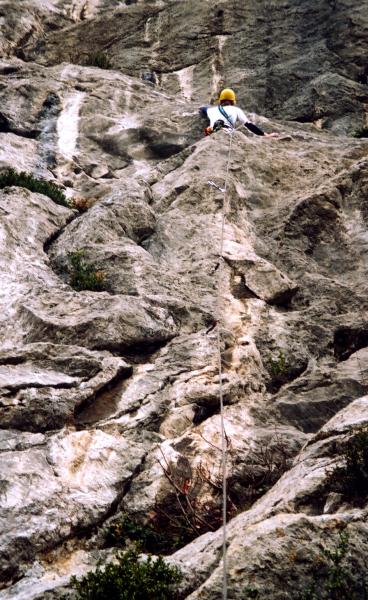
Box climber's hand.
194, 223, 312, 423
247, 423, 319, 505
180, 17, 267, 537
264, 132, 280, 138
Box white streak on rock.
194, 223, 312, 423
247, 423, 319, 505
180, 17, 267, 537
177, 65, 195, 100
57, 92, 85, 160
144, 17, 152, 42
108, 114, 139, 134
211, 35, 228, 97
217, 34, 227, 53
69, 0, 100, 21
83, 0, 100, 19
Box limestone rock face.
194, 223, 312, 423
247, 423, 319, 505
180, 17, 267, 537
169, 396, 368, 598
14, 0, 368, 133
0, 1, 368, 598
0, 343, 132, 431
0, 427, 145, 583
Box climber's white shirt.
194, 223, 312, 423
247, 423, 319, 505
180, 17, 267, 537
206, 105, 249, 128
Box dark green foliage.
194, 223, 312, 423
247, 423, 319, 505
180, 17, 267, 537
269, 350, 287, 377
105, 514, 171, 555
266, 349, 306, 393
68, 250, 106, 292
298, 531, 368, 600
352, 127, 368, 138
243, 531, 368, 600
0, 168, 69, 206
69, 548, 181, 600
327, 426, 368, 504
83, 51, 112, 69
267, 350, 288, 392
243, 586, 260, 599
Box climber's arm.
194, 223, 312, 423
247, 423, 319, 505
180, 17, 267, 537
244, 120, 279, 138
237, 108, 279, 137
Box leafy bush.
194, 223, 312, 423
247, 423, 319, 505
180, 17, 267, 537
352, 127, 368, 139
105, 514, 170, 555
244, 531, 368, 600
298, 530, 368, 600
327, 426, 368, 504
0, 168, 69, 207
83, 51, 112, 69
69, 548, 181, 600
269, 350, 287, 377
68, 249, 106, 292
265, 349, 306, 393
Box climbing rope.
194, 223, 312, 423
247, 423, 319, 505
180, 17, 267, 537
209, 127, 235, 600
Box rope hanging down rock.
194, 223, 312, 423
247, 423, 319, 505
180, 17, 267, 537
208, 128, 235, 600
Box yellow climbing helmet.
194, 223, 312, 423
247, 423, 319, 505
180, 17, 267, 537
219, 88, 236, 104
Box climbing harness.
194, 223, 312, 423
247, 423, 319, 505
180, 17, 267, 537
205, 120, 228, 136
205, 106, 234, 137
218, 105, 234, 129
207, 126, 235, 600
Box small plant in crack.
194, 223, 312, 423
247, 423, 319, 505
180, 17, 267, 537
326, 425, 368, 505
68, 249, 106, 292
69, 196, 95, 213
0, 168, 69, 207
265, 349, 307, 393
269, 350, 287, 377
243, 587, 261, 599
352, 127, 368, 139
83, 51, 112, 69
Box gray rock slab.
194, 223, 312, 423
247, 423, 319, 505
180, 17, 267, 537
0, 428, 145, 582
0, 343, 131, 431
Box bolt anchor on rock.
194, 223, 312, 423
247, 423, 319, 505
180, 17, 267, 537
208, 180, 225, 193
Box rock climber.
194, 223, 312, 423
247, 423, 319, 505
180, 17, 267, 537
202, 88, 279, 137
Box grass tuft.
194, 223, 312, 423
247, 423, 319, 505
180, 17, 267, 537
83, 51, 112, 69
68, 249, 106, 292
0, 168, 69, 207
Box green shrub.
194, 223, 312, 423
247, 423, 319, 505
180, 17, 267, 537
298, 530, 368, 600
269, 350, 287, 377
327, 426, 368, 504
0, 168, 69, 207
266, 349, 291, 393
244, 531, 368, 600
83, 51, 112, 69
105, 514, 171, 555
68, 249, 106, 292
352, 127, 368, 139
69, 548, 181, 600
243, 587, 260, 598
